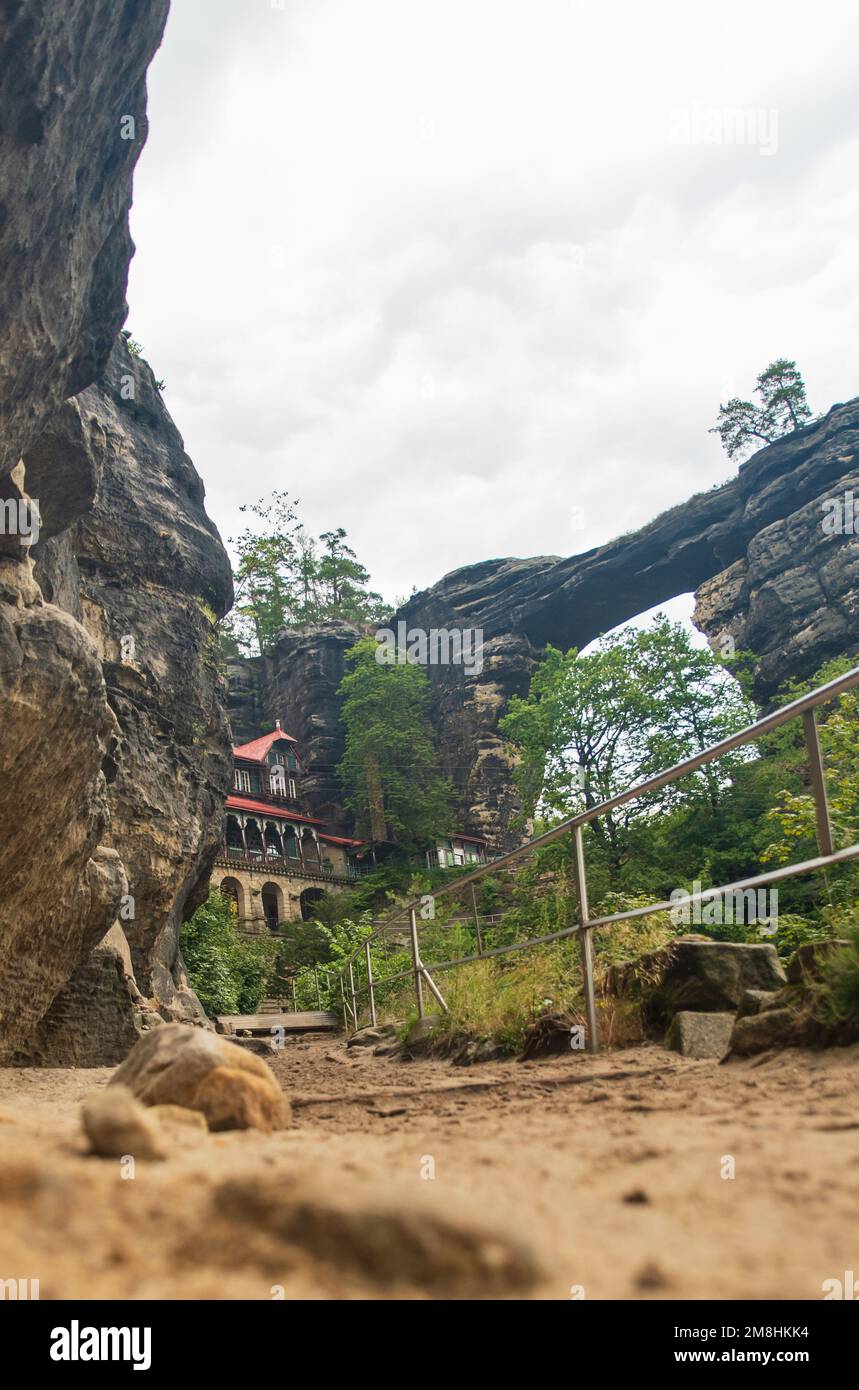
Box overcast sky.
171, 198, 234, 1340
127, 0, 859, 619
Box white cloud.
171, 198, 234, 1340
127, 0, 859, 607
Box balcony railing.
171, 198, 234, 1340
217, 845, 365, 882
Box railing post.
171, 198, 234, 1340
314, 966, 322, 1009
469, 881, 484, 955
364, 938, 377, 1027
420, 965, 448, 1013
409, 908, 425, 1018
571, 824, 599, 1054
291, 979, 297, 1012
803, 708, 834, 857
339, 974, 350, 1032
348, 960, 359, 1030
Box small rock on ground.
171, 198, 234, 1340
667, 1011, 735, 1059
81, 1085, 166, 1160
110, 1023, 289, 1133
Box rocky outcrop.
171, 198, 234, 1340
12, 924, 162, 1069
395, 399, 859, 844
0, 0, 170, 478
0, 565, 125, 1059
229, 622, 364, 832
0, 3, 234, 1063
225, 654, 263, 745
604, 936, 788, 1037
16, 336, 234, 1057
694, 473, 859, 704
227, 399, 859, 850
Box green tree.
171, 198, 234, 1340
222, 496, 391, 654
337, 636, 455, 849
226, 491, 302, 653
762, 656, 859, 919
500, 617, 755, 877
711, 358, 813, 460
180, 892, 277, 1017
316, 527, 387, 623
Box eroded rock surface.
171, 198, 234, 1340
228, 622, 363, 831
228, 401, 859, 849
0, 552, 125, 1058
0, 0, 170, 476
0, 3, 232, 1062
19, 337, 234, 1054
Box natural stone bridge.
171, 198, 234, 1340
230, 397, 859, 850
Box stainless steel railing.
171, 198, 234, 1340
334, 662, 859, 1051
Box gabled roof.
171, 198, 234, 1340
225, 795, 324, 826
319, 833, 368, 848
232, 726, 298, 763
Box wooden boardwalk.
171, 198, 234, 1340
216, 1010, 339, 1036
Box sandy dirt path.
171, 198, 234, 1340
0, 1035, 857, 1299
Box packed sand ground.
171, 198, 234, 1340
0, 1035, 857, 1299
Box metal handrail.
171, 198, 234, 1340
334, 661, 859, 1049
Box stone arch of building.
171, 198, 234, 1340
261, 880, 285, 931
218, 875, 245, 919
300, 887, 325, 921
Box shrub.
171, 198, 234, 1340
814, 924, 859, 1024
180, 892, 278, 1018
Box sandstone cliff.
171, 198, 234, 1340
31, 337, 233, 1042
228, 623, 362, 833
229, 399, 859, 851
0, 1, 234, 1064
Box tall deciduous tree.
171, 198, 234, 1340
337, 637, 455, 849
222, 493, 391, 654
500, 618, 755, 873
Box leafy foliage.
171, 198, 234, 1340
711, 358, 813, 460
222, 492, 391, 654
180, 892, 277, 1017
500, 616, 755, 881
814, 919, 859, 1023
337, 636, 455, 849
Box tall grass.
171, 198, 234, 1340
814, 924, 859, 1024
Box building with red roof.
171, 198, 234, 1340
213, 723, 367, 933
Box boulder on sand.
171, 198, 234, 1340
660, 939, 787, 1014
726, 1007, 800, 1057
608, 937, 787, 1027
82, 1085, 165, 1160
110, 1023, 289, 1133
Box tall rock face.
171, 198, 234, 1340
693, 410, 859, 703
0, 0, 170, 477
228, 624, 361, 833
0, 1, 235, 1065
225, 655, 263, 745
228, 400, 859, 852
16, 338, 234, 1064
392, 564, 550, 850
